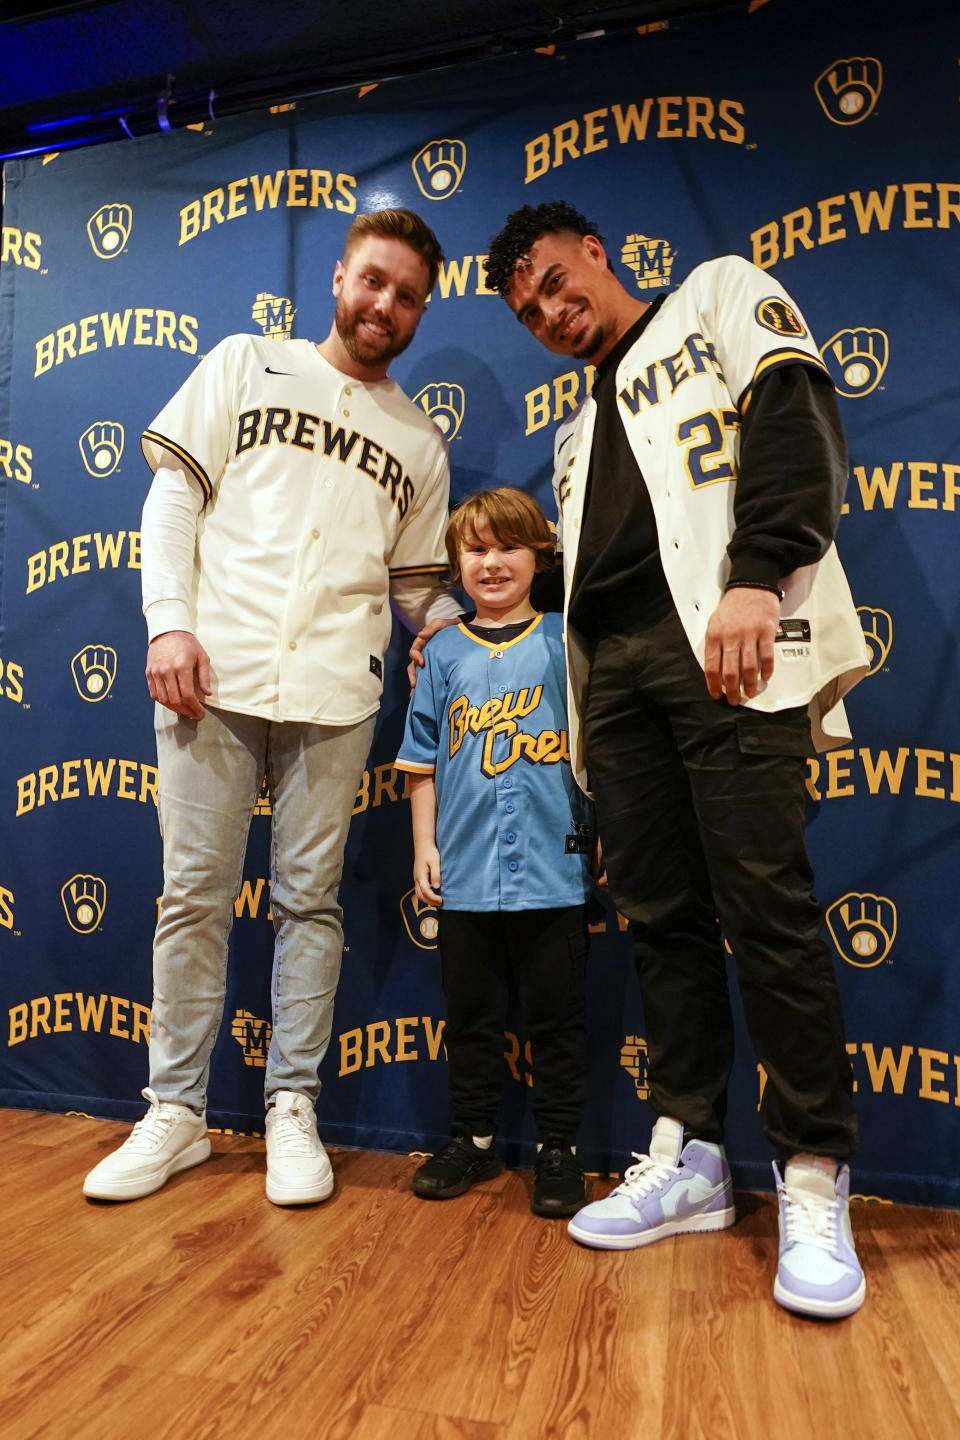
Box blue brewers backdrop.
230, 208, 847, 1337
1, 0, 958, 1204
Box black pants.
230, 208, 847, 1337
437, 906, 588, 1142
582, 610, 857, 1159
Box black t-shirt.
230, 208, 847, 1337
568, 297, 673, 639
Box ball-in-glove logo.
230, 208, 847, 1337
412, 140, 466, 200
61, 874, 107, 933
413, 382, 465, 440
71, 645, 117, 702
820, 328, 888, 397
856, 607, 892, 675
400, 887, 439, 949
826, 892, 897, 967
815, 57, 882, 125
87, 204, 132, 258
79, 422, 124, 477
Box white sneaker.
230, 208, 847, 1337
773, 1157, 866, 1318
83, 1087, 210, 1200
265, 1091, 334, 1206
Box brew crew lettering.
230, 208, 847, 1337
235, 408, 416, 516
447, 686, 571, 777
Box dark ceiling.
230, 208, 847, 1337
0, 0, 750, 159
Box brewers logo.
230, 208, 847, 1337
620, 234, 675, 290
857, 607, 893, 675
71, 645, 117, 702
87, 204, 132, 259
413, 383, 465, 441
61, 874, 107, 934
820, 328, 888, 397
815, 57, 882, 125
620, 1034, 650, 1100
79, 422, 124, 477
251, 292, 296, 340
400, 887, 439, 949
755, 298, 806, 338
826, 892, 897, 968
412, 140, 466, 200
231, 1008, 271, 1067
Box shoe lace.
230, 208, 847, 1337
618, 1151, 680, 1198
270, 1105, 316, 1154
537, 1144, 577, 1176
125, 1097, 178, 1152
782, 1186, 838, 1250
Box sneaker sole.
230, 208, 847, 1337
412, 1156, 504, 1199
773, 1273, 866, 1319
568, 1204, 737, 1249
265, 1170, 335, 1206
82, 1135, 211, 1201
531, 1194, 588, 1219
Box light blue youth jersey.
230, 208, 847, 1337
396, 613, 593, 912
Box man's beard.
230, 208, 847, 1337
334, 296, 412, 369
571, 322, 606, 361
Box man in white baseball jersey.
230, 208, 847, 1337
84, 208, 459, 1207
484, 201, 870, 1317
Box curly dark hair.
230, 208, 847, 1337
484, 201, 606, 296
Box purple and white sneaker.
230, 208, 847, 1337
567, 1117, 735, 1250
773, 1158, 866, 1319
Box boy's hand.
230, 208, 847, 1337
408, 617, 460, 690
414, 846, 443, 907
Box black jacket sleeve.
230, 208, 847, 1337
726, 363, 848, 590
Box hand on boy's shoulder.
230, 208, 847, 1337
408, 616, 462, 691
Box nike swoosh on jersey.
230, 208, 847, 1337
264, 366, 296, 375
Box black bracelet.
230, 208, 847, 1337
724, 579, 785, 601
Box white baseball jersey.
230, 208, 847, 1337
396, 614, 593, 911
554, 255, 870, 790
141, 333, 451, 725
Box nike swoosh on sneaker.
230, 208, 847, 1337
661, 1178, 728, 1219
265, 366, 295, 375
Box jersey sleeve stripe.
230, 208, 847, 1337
394, 760, 436, 775
739, 351, 830, 415
388, 562, 449, 578
141, 429, 213, 502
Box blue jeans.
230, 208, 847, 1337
149, 703, 376, 1111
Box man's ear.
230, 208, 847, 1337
332, 259, 345, 296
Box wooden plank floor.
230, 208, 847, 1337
2, 1109, 958, 1440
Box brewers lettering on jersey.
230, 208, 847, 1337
141, 333, 449, 723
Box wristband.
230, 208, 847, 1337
724, 579, 785, 601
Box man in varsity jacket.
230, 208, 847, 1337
484, 200, 870, 1320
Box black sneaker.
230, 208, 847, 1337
532, 1140, 587, 1217
412, 1135, 503, 1199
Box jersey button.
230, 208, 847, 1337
324, 478, 333, 488
312, 529, 320, 540
502, 778, 512, 789
504, 802, 515, 813
299, 583, 307, 592
494, 650, 504, 659
506, 832, 516, 843
508, 860, 519, 872
344, 386, 352, 396
289, 641, 297, 651
343, 409, 350, 417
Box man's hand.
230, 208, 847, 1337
146, 630, 212, 718
407, 616, 460, 690
413, 846, 443, 907
703, 588, 780, 704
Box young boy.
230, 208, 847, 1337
395, 487, 594, 1217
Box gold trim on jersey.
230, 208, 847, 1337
457, 612, 543, 652
394, 760, 436, 775
739, 351, 829, 415
142, 429, 213, 501
388, 562, 449, 578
